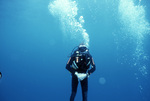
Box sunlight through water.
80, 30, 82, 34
118, 0, 150, 76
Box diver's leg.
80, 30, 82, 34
81, 77, 88, 101
70, 75, 78, 101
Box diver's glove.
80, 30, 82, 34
75, 72, 88, 81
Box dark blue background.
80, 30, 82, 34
0, 0, 150, 101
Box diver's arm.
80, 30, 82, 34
66, 57, 76, 74
87, 58, 96, 75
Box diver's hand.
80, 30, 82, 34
75, 72, 80, 78
78, 73, 87, 81
75, 72, 78, 76
75, 72, 88, 81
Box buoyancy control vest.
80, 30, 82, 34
71, 47, 91, 72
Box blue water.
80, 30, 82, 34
0, 0, 150, 101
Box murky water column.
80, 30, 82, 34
118, 0, 150, 93
48, 0, 90, 47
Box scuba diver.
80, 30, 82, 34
66, 43, 96, 101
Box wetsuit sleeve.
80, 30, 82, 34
66, 57, 76, 74
87, 57, 96, 75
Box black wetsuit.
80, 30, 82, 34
66, 49, 96, 101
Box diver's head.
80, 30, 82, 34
79, 43, 86, 48
78, 43, 88, 52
